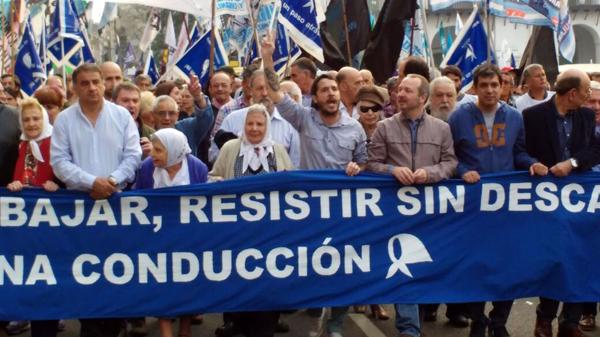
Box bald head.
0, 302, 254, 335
280, 80, 302, 103
360, 69, 374, 86
100, 61, 123, 100
337, 67, 365, 103
554, 68, 592, 109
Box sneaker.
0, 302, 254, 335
307, 311, 325, 337
6, 322, 29, 335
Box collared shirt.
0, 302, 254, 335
276, 94, 367, 170
212, 95, 248, 137
339, 102, 360, 120
556, 109, 574, 161
219, 107, 301, 168
51, 100, 141, 191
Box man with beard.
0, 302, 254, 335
427, 76, 457, 122
261, 32, 367, 337
218, 70, 300, 167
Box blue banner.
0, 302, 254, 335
2, 171, 600, 320
15, 18, 45, 96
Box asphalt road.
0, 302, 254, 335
8, 299, 600, 337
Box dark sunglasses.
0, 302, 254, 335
359, 104, 382, 113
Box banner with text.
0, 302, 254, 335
1, 171, 600, 320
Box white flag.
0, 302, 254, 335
172, 21, 189, 63
139, 8, 161, 51
455, 12, 463, 37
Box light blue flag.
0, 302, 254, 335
15, 18, 46, 96
47, 0, 84, 67
144, 52, 160, 84
429, 0, 480, 12
440, 8, 495, 89
250, 23, 301, 75
278, 0, 323, 62
173, 30, 228, 86
488, 0, 552, 26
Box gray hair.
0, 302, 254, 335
152, 95, 178, 113
591, 80, 600, 91
280, 80, 302, 103
430, 76, 456, 96
247, 103, 269, 117
522, 64, 544, 83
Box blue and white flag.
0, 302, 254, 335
186, 23, 201, 52
123, 42, 136, 66
400, 13, 428, 61
440, 8, 495, 89
47, 0, 84, 67
510, 51, 516, 68
143, 52, 160, 84
173, 30, 228, 85
278, 0, 323, 62
488, 0, 551, 26
216, 0, 248, 16
556, 3, 575, 62
66, 18, 96, 69
38, 15, 51, 75
15, 18, 46, 96
250, 23, 301, 75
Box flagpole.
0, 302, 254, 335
340, 0, 352, 66
209, 0, 215, 77
246, 0, 260, 59
0, 0, 5, 76
9, 0, 17, 74
419, 4, 435, 70
485, 0, 491, 63
409, 18, 415, 55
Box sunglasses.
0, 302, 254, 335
359, 104, 382, 113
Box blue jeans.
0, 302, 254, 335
394, 304, 420, 337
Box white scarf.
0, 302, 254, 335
239, 108, 274, 173
19, 106, 53, 163
151, 128, 192, 188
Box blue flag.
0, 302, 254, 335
278, 0, 323, 62
144, 52, 160, 85
510, 51, 516, 68
47, 0, 84, 67
173, 30, 228, 86
66, 22, 96, 69
186, 23, 201, 51
15, 18, 46, 96
440, 8, 495, 89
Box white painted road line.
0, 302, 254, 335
348, 313, 388, 337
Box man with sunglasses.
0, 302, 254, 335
367, 73, 458, 337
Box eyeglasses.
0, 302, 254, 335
359, 104, 382, 113
155, 111, 178, 117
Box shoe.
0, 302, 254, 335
353, 306, 367, 314
579, 314, 596, 331
534, 319, 553, 337
6, 322, 29, 335
275, 320, 290, 333
489, 326, 510, 337
215, 322, 240, 337
469, 323, 487, 337
370, 305, 389, 320
57, 320, 66, 332
129, 319, 148, 337
423, 310, 437, 322
191, 315, 203, 325
448, 314, 470, 328
307, 311, 325, 337
557, 326, 583, 337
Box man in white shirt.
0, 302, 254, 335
337, 67, 365, 119
50, 63, 141, 337
51, 63, 141, 198
515, 64, 555, 112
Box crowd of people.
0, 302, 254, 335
1, 31, 600, 337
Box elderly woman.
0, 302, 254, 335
135, 128, 208, 337
356, 86, 385, 143
209, 104, 293, 337
7, 98, 58, 192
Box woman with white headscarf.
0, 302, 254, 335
210, 104, 293, 180
134, 128, 207, 337
209, 104, 293, 337
7, 98, 58, 192
135, 128, 208, 189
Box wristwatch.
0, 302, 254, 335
569, 158, 578, 168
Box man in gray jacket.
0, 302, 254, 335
367, 74, 457, 337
